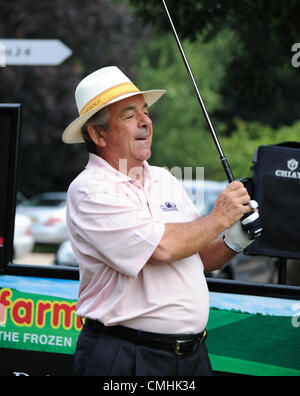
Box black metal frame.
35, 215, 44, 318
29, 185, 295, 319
4, 262, 79, 280
207, 277, 300, 300
0, 104, 22, 272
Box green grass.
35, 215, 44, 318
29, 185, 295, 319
206, 308, 300, 376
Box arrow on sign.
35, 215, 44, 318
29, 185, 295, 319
0, 39, 72, 66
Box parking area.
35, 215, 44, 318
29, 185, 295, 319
11, 251, 274, 283
14, 252, 56, 266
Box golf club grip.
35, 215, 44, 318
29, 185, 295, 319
220, 157, 235, 183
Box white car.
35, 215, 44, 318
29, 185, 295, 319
54, 240, 79, 267
17, 192, 68, 245
13, 213, 35, 259
182, 179, 227, 215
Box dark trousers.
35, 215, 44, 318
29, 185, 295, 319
73, 322, 213, 376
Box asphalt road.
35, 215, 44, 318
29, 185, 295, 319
13, 252, 274, 283
14, 252, 55, 266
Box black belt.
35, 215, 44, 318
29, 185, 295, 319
85, 319, 207, 356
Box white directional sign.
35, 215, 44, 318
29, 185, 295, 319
0, 39, 72, 66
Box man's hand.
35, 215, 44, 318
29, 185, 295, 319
211, 181, 252, 229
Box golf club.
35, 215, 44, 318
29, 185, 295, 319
161, 0, 262, 240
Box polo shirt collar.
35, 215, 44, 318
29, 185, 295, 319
86, 153, 159, 184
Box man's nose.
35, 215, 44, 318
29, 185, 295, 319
138, 114, 151, 129
140, 122, 148, 129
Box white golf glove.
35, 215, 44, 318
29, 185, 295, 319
222, 221, 254, 253
222, 201, 259, 253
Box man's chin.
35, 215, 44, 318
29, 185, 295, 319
137, 150, 152, 162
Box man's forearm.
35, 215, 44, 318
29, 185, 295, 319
199, 237, 237, 272
151, 181, 251, 264
151, 213, 226, 263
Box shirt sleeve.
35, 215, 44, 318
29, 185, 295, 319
72, 188, 165, 278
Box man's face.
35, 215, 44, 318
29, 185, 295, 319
102, 94, 153, 170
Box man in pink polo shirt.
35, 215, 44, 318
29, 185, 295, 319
62, 66, 256, 376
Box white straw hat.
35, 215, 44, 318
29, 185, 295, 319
62, 66, 166, 144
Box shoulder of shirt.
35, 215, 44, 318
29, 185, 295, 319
67, 165, 108, 195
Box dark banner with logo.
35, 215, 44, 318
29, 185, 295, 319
246, 142, 300, 259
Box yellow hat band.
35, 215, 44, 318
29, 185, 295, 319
79, 82, 140, 116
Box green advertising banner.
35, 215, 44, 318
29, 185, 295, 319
1, 275, 300, 376
0, 276, 80, 356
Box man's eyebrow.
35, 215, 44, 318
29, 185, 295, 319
121, 103, 149, 114
121, 105, 135, 114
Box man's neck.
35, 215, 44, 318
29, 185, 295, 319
119, 159, 145, 187
97, 153, 145, 186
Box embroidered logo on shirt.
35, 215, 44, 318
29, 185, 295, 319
160, 202, 178, 212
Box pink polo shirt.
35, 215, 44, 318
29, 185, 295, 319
66, 153, 210, 334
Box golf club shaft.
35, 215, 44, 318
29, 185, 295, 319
161, 0, 234, 183
161, 0, 263, 241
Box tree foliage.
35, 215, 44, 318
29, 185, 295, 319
1, 0, 299, 194
130, 23, 300, 180
0, 0, 150, 195
130, 0, 300, 127
221, 119, 300, 179
132, 32, 237, 179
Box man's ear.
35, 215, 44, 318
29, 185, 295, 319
86, 124, 106, 147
